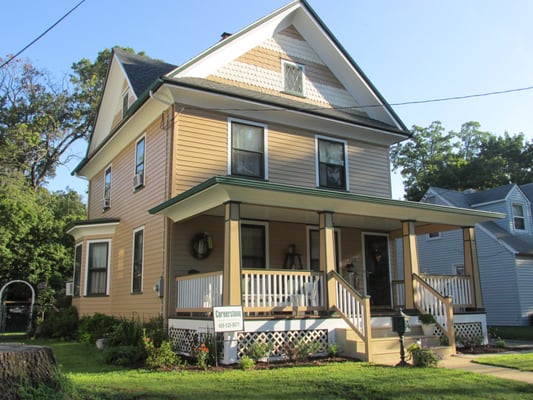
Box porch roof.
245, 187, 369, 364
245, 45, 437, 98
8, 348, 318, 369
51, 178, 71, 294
149, 176, 504, 235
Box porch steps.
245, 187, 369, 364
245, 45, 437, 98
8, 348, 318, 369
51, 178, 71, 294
336, 325, 453, 366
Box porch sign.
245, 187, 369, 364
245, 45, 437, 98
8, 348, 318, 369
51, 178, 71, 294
213, 306, 244, 333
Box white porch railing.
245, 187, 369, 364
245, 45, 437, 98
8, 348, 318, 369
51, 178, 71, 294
176, 271, 223, 312
413, 274, 456, 352
392, 275, 473, 309
242, 270, 324, 311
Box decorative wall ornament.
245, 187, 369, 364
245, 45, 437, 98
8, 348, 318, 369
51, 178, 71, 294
191, 232, 213, 259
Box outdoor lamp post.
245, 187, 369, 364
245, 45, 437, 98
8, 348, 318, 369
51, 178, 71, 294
392, 308, 410, 367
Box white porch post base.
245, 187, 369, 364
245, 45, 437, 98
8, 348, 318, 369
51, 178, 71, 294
222, 331, 239, 365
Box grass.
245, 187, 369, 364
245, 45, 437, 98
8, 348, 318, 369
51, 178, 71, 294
474, 353, 533, 372
3, 338, 533, 399
489, 326, 533, 341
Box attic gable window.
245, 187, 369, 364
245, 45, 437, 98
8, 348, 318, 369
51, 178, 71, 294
512, 203, 526, 230
122, 91, 129, 118
282, 60, 305, 96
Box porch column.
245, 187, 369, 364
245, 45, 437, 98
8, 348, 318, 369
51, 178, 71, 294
463, 227, 483, 309
319, 211, 336, 310
402, 220, 420, 310
223, 202, 242, 306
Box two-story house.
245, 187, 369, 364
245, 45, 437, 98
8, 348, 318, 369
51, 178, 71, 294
67, 0, 502, 364
419, 184, 533, 327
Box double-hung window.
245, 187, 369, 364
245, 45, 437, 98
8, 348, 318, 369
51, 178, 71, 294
134, 136, 145, 188
512, 203, 526, 231
73, 244, 82, 296
316, 136, 348, 190
103, 166, 111, 209
230, 120, 266, 179
86, 241, 110, 295
132, 228, 144, 293
241, 223, 267, 268
308, 228, 340, 272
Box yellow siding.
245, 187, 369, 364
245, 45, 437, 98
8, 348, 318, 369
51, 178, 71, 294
79, 115, 170, 319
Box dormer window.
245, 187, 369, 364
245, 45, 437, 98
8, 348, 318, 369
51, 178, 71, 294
512, 203, 526, 230
282, 60, 305, 96
122, 91, 129, 118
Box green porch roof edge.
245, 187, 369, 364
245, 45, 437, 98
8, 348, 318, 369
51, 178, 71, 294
148, 176, 505, 221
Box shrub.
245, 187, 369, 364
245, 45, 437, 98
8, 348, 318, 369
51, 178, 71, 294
327, 342, 339, 357
143, 330, 183, 370
238, 356, 255, 370
106, 317, 143, 347
419, 313, 436, 324
456, 334, 484, 349
77, 313, 119, 343
286, 339, 321, 361
495, 338, 506, 348
407, 343, 439, 367
36, 306, 79, 340
142, 315, 167, 347
102, 345, 145, 367
195, 342, 210, 369
246, 340, 272, 361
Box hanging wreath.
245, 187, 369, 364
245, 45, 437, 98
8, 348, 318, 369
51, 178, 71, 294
191, 232, 213, 259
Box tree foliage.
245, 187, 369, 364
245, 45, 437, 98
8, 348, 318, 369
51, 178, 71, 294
391, 121, 533, 200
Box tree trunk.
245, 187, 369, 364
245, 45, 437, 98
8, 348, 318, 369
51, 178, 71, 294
0, 344, 58, 399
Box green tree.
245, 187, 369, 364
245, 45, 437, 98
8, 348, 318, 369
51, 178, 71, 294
391, 121, 533, 200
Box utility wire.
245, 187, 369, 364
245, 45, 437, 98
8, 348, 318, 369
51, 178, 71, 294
0, 0, 86, 69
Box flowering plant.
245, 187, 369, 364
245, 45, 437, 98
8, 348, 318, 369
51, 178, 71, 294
196, 342, 209, 369
142, 329, 181, 369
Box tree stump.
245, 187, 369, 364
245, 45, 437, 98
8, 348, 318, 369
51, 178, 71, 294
0, 343, 58, 399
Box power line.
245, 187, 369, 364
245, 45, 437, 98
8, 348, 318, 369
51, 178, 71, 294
0, 0, 86, 69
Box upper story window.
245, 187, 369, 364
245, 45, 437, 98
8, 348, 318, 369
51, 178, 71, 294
282, 60, 305, 96
512, 203, 526, 230
122, 91, 129, 118
316, 136, 348, 190
134, 136, 145, 189
132, 227, 144, 293
103, 166, 111, 209
86, 240, 110, 295
73, 244, 82, 297
241, 223, 268, 268
229, 120, 267, 179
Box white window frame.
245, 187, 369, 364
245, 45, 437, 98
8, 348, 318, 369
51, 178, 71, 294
427, 232, 441, 240
453, 263, 465, 276
281, 59, 306, 97
240, 220, 270, 268
227, 118, 268, 180
131, 226, 145, 293
73, 243, 82, 297
103, 164, 112, 209
122, 90, 129, 118
315, 135, 349, 191
512, 203, 526, 231
84, 239, 111, 296
134, 134, 146, 189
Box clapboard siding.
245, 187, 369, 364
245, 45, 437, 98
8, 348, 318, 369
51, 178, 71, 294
415, 230, 464, 275
75, 116, 169, 319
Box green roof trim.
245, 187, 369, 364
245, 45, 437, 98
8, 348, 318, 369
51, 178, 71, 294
149, 176, 505, 221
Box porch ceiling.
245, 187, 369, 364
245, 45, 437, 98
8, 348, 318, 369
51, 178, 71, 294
149, 176, 504, 234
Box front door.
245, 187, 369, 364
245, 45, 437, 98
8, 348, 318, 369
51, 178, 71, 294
363, 234, 391, 307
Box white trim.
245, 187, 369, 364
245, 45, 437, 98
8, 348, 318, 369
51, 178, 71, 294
241, 220, 270, 268
314, 134, 349, 191
134, 134, 146, 190
66, 221, 119, 242
281, 59, 306, 97
103, 164, 112, 209
131, 226, 145, 293
73, 243, 83, 297
511, 202, 527, 232
227, 118, 268, 180
84, 239, 112, 296
452, 263, 465, 276
426, 231, 441, 241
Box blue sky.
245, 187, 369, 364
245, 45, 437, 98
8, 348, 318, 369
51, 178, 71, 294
2, 0, 533, 200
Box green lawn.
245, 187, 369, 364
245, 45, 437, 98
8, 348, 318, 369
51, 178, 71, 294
474, 353, 533, 372
6, 339, 533, 400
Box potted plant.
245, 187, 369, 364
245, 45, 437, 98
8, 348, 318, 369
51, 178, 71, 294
419, 313, 436, 336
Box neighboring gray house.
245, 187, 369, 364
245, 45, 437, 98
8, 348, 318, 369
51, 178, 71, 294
417, 184, 533, 326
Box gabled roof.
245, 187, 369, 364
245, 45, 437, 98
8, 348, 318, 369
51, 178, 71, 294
113, 48, 176, 97
426, 184, 517, 208
479, 221, 533, 256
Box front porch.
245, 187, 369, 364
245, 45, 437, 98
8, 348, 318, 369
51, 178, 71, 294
150, 177, 502, 364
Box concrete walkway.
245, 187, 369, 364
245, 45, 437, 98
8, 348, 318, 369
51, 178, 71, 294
440, 341, 533, 384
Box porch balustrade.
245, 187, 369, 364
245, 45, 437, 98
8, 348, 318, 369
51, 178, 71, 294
242, 269, 325, 311
392, 274, 473, 309
175, 270, 325, 313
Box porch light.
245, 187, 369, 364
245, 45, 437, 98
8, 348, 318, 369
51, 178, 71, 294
392, 308, 410, 367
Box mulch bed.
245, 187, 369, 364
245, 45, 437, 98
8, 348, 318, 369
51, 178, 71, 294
457, 345, 509, 354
